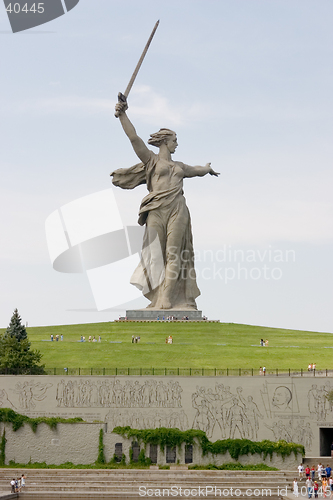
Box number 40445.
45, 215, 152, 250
6, 3, 45, 14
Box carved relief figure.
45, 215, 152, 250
307, 382, 332, 421
272, 386, 293, 412
266, 419, 313, 450
12, 381, 52, 410
228, 397, 249, 439
261, 382, 299, 417
0, 389, 16, 410
55, 379, 182, 408
237, 387, 264, 440
191, 385, 262, 440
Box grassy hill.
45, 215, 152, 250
1, 321, 332, 372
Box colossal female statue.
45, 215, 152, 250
111, 99, 219, 310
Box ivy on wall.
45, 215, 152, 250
0, 408, 83, 432
0, 429, 6, 466
112, 426, 305, 460
96, 428, 105, 464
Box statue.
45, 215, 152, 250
111, 99, 219, 310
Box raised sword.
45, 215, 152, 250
115, 20, 160, 117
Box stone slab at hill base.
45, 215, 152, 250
126, 309, 203, 320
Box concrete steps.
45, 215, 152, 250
0, 469, 292, 497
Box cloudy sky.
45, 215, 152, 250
0, 0, 332, 331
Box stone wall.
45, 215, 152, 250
0, 421, 301, 468
1, 422, 103, 465
0, 374, 330, 460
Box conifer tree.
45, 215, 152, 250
0, 309, 45, 375
5, 308, 27, 342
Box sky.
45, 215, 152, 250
0, 0, 332, 331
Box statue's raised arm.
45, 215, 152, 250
115, 99, 151, 165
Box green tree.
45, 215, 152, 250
0, 309, 45, 375
5, 308, 27, 342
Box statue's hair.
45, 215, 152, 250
148, 128, 176, 147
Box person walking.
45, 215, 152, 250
306, 477, 313, 498
293, 478, 299, 497
311, 466, 315, 481
21, 473, 26, 490
298, 463, 305, 479
318, 463, 323, 479
10, 479, 15, 493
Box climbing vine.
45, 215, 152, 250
96, 428, 105, 464
113, 427, 203, 452
112, 426, 305, 460
0, 408, 83, 432
0, 429, 6, 466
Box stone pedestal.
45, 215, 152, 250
125, 309, 203, 320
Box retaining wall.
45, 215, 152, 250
0, 374, 329, 459
0, 422, 301, 468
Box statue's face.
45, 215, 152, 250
165, 134, 178, 153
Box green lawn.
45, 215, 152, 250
1, 322, 332, 371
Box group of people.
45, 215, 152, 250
294, 464, 333, 497
259, 366, 266, 376
260, 339, 269, 346
165, 335, 173, 344
131, 335, 141, 343
79, 335, 101, 342
10, 474, 26, 493
50, 334, 63, 341
308, 363, 317, 371
157, 315, 177, 321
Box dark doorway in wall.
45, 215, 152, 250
115, 443, 123, 462
185, 445, 193, 464
132, 441, 140, 462
149, 444, 158, 463
320, 428, 333, 456
166, 445, 176, 463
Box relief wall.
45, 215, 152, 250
1, 375, 332, 456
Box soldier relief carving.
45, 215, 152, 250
308, 382, 333, 421
191, 385, 263, 440
56, 379, 183, 408
265, 419, 314, 450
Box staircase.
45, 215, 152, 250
0, 469, 294, 499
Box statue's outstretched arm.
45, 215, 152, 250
182, 162, 220, 178
115, 100, 150, 164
